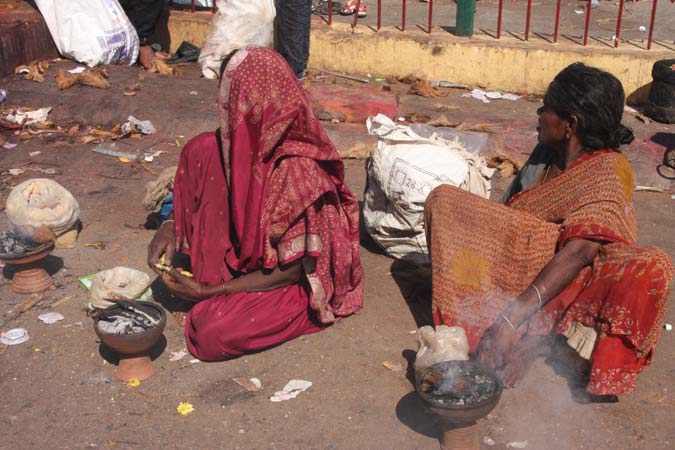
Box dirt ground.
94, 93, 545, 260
1, 61, 674, 450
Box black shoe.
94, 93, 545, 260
165, 41, 200, 65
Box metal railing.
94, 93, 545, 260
170, 0, 675, 51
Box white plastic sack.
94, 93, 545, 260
5, 179, 80, 237
35, 0, 139, 67
363, 114, 494, 265
415, 325, 469, 377
199, 0, 276, 79
89, 267, 152, 310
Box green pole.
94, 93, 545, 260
456, 0, 476, 37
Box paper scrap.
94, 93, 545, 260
0, 328, 30, 345
270, 379, 312, 402
189, 91, 198, 95
665, 323, 673, 331
507, 441, 529, 449
3, 142, 18, 149
463, 89, 521, 103
382, 360, 403, 371
170, 349, 188, 361
29, 151, 41, 157
189, 358, 201, 364
6, 107, 51, 125
233, 377, 262, 392
484, 437, 495, 446
122, 115, 156, 135
8, 168, 25, 175
38, 312, 64, 324
68, 66, 86, 74
574, 9, 584, 14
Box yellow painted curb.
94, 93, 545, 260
165, 13, 671, 103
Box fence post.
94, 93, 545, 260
456, 0, 476, 37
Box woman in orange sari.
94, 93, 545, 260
424, 63, 673, 400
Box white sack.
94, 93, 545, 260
89, 267, 152, 310
6, 179, 80, 237
35, 0, 139, 66
199, 0, 276, 79
415, 325, 470, 377
363, 114, 494, 265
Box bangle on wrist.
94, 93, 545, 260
531, 283, 543, 309
501, 314, 518, 332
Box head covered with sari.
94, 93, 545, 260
174, 47, 363, 323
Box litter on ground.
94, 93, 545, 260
270, 379, 312, 402
0, 328, 30, 345
233, 377, 263, 392
463, 89, 521, 103
38, 312, 65, 324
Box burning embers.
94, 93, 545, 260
94, 301, 161, 335
420, 362, 500, 407
0, 230, 41, 256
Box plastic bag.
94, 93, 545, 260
35, 0, 139, 67
199, 0, 276, 79
5, 179, 80, 237
88, 267, 152, 310
363, 114, 494, 265
415, 325, 469, 377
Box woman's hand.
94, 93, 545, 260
161, 269, 221, 302
475, 318, 520, 370
147, 221, 181, 275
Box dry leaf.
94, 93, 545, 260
433, 103, 460, 112
428, 115, 462, 127
149, 59, 178, 76
406, 113, 432, 123
14, 60, 49, 83
67, 124, 80, 136
397, 74, 419, 85
127, 83, 142, 91
340, 144, 373, 159
123, 91, 136, 96
81, 135, 100, 144
485, 153, 525, 177
56, 68, 110, 90
457, 122, 495, 133
410, 80, 447, 98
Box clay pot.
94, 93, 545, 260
94, 302, 167, 382
416, 361, 503, 450
0, 241, 54, 294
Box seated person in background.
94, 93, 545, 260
148, 47, 363, 361
424, 63, 674, 401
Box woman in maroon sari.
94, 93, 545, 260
147, 48, 364, 361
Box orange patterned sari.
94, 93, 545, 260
424, 150, 673, 395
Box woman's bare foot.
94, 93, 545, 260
499, 335, 552, 387
172, 311, 187, 327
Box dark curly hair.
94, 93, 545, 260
543, 63, 634, 151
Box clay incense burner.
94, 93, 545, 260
0, 241, 54, 294
94, 302, 166, 382
416, 360, 503, 450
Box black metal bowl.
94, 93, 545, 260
415, 360, 503, 425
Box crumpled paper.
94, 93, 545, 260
122, 115, 156, 135
269, 379, 312, 402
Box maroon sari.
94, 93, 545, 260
173, 48, 364, 360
